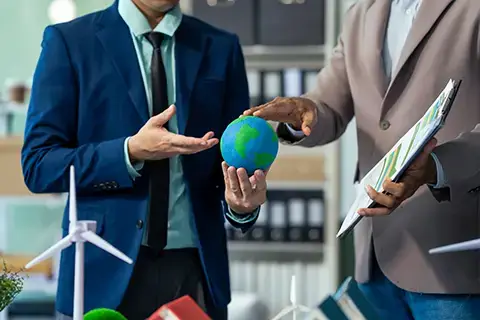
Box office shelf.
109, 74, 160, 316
228, 241, 324, 263
243, 45, 326, 70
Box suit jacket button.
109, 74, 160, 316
136, 220, 144, 229
380, 120, 391, 130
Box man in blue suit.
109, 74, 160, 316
21, 0, 267, 319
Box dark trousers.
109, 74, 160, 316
116, 246, 227, 320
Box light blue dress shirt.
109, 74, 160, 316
118, 0, 257, 249
289, 0, 447, 188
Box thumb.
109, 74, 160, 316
414, 138, 438, 165
424, 137, 438, 153
149, 105, 175, 127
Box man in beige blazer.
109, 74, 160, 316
245, 0, 480, 318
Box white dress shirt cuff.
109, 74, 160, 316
285, 123, 306, 139
226, 206, 260, 224
429, 152, 447, 189
124, 137, 144, 180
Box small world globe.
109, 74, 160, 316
221, 116, 279, 175
84, 308, 127, 320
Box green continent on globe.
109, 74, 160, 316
84, 308, 127, 320
254, 153, 276, 167
234, 124, 259, 158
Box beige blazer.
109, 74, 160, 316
280, 0, 480, 294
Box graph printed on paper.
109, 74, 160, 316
337, 79, 461, 238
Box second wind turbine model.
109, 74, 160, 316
25, 166, 133, 320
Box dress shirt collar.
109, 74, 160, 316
118, 0, 182, 38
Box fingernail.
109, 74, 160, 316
255, 171, 264, 178
357, 210, 364, 215
201, 141, 207, 145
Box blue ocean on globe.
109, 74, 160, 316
220, 116, 279, 175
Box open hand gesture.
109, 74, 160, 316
222, 162, 267, 214
128, 105, 218, 162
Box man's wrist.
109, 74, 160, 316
127, 135, 142, 163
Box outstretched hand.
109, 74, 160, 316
358, 138, 438, 216
128, 105, 218, 162
243, 97, 318, 136
222, 162, 267, 214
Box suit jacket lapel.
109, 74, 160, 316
95, 4, 149, 123
363, 0, 391, 99
175, 19, 206, 135
386, 0, 455, 95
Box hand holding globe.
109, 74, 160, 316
220, 116, 279, 214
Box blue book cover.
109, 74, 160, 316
318, 277, 380, 320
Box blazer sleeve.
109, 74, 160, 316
277, 5, 356, 147
21, 26, 133, 194
217, 35, 259, 233
430, 125, 480, 202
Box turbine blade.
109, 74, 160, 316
25, 234, 74, 269
429, 238, 480, 254
81, 231, 133, 264
69, 165, 77, 225
290, 275, 296, 304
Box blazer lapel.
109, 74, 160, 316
175, 19, 206, 135
386, 0, 455, 94
363, 0, 391, 99
95, 4, 149, 123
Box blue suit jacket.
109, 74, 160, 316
21, 3, 256, 315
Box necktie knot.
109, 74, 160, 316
145, 32, 165, 49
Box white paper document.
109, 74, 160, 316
337, 79, 461, 238
429, 238, 480, 254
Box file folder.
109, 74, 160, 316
283, 68, 302, 97
247, 69, 261, 107
307, 199, 324, 242
287, 198, 306, 242
268, 201, 287, 242
301, 70, 319, 93
262, 71, 284, 104
248, 204, 268, 242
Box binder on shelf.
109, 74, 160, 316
248, 204, 268, 242
262, 70, 284, 104
191, 0, 256, 46
247, 69, 261, 107
268, 201, 287, 242
283, 68, 302, 97
287, 198, 307, 242
307, 199, 324, 242
300, 70, 319, 93
258, 0, 326, 46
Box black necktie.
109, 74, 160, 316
144, 32, 169, 251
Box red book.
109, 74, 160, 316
147, 295, 212, 320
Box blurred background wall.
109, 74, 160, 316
0, 1, 359, 319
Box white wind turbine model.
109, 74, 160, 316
25, 166, 133, 320
270, 275, 323, 320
